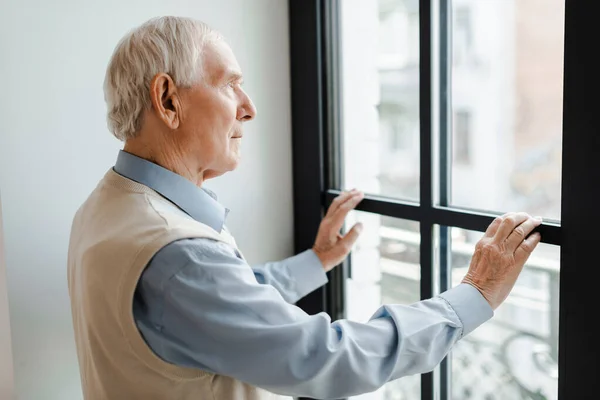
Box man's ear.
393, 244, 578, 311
149, 73, 181, 130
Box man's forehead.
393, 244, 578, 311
202, 41, 242, 82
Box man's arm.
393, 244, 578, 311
251, 250, 328, 304
134, 238, 492, 399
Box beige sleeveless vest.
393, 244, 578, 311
67, 169, 284, 399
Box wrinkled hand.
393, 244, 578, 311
462, 212, 543, 310
312, 189, 365, 272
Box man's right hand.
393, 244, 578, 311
462, 212, 542, 310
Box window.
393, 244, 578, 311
450, 0, 564, 221
453, 110, 471, 165
453, 6, 472, 65
384, 108, 413, 152
340, 0, 420, 202
289, 1, 598, 399
346, 211, 421, 399
448, 228, 560, 400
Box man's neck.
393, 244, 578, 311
123, 141, 207, 187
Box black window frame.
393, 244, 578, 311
288, 0, 598, 399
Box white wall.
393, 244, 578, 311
0, 192, 15, 400
0, 1, 293, 399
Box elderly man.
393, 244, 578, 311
67, 16, 542, 400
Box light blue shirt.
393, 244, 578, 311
115, 150, 494, 399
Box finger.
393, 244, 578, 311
327, 190, 354, 214
337, 223, 363, 254
505, 216, 543, 253
328, 191, 364, 232
326, 191, 362, 225
515, 231, 541, 264
326, 189, 358, 215
484, 213, 511, 238
493, 212, 529, 243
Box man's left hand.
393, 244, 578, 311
312, 189, 364, 272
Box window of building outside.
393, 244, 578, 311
453, 110, 471, 165
339, 0, 564, 399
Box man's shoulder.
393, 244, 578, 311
70, 171, 112, 228
146, 195, 194, 223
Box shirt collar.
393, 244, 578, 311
113, 150, 228, 232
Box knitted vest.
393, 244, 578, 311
67, 169, 283, 400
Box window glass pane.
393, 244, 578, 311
447, 227, 559, 400
347, 210, 420, 399
340, 0, 420, 201
450, 0, 564, 220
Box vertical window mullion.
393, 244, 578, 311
289, 0, 328, 320
419, 224, 435, 400
438, 0, 452, 399
420, 1, 434, 400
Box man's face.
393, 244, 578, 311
178, 40, 256, 180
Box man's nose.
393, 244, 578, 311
238, 92, 257, 122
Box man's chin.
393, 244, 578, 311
224, 156, 241, 173
203, 159, 239, 181
229, 158, 240, 171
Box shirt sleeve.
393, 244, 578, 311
133, 238, 493, 399
251, 249, 328, 303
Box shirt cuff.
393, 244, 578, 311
286, 250, 329, 300
438, 283, 494, 338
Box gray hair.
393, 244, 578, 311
103, 16, 222, 141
